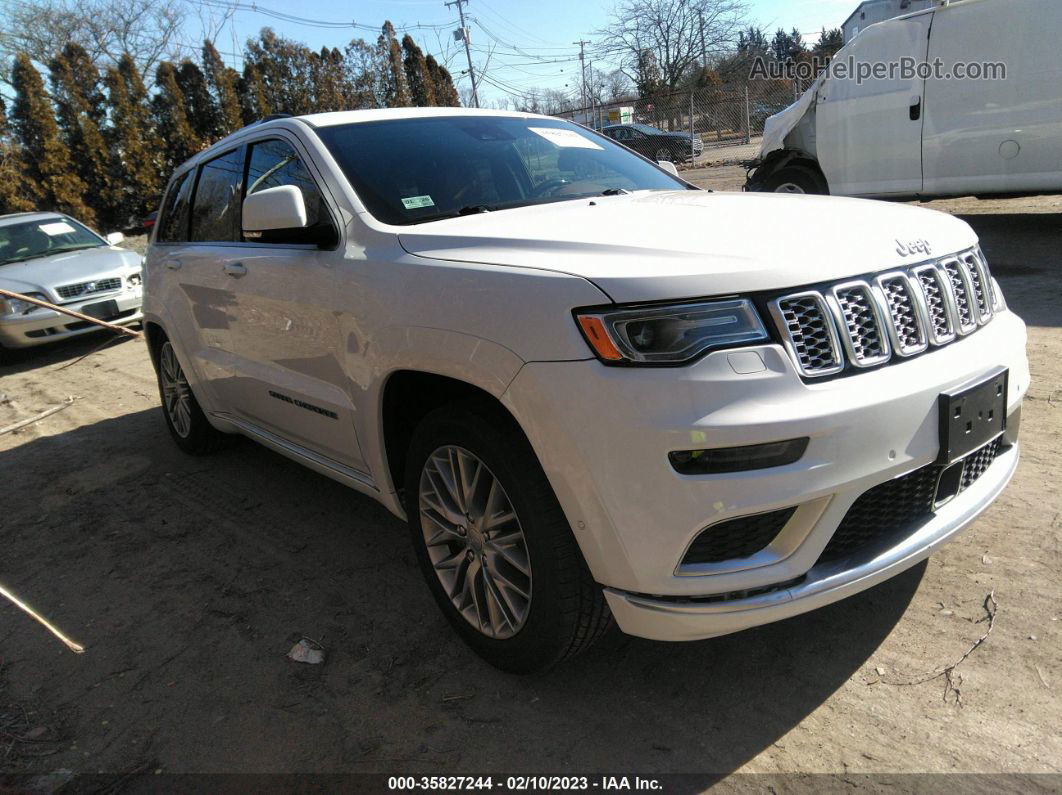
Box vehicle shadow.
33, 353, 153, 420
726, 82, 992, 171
1, 405, 922, 781
956, 213, 1062, 329
0, 329, 141, 376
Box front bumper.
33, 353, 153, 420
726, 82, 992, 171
0, 288, 143, 349
502, 310, 1028, 640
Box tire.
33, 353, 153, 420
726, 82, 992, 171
154, 339, 229, 455
654, 146, 674, 162
404, 401, 612, 673
761, 165, 828, 195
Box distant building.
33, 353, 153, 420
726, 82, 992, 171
842, 0, 937, 42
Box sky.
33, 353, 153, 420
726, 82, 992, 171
184, 0, 858, 105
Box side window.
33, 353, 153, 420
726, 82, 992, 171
190, 147, 244, 242
245, 139, 327, 232
157, 170, 193, 243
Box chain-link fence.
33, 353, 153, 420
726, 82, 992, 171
553, 77, 810, 163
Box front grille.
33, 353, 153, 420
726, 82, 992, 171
772, 248, 995, 378
776, 294, 842, 375
942, 259, 977, 333
818, 437, 1003, 565
835, 284, 889, 365
682, 507, 797, 565
56, 277, 122, 300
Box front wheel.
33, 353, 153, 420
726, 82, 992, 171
761, 165, 828, 195
404, 402, 612, 673
654, 146, 674, 162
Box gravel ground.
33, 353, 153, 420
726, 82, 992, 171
0, 178, 1060, 788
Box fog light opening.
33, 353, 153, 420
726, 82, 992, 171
669, 438, 809, 475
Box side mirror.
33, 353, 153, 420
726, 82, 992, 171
658, 161, 679, 177
105, 231, 125, 246
243, 185, 308, 235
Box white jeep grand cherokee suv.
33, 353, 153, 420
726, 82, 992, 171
143, 108, 1028, 672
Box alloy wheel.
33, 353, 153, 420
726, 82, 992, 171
774, 182, 806, 194
418, 445, 532, 639
655, 147, 673, 162
159, 342, 193, 438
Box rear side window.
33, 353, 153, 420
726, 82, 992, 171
245, 139, 325, 229
156, 170, 193, 243
190, 147, 245, 242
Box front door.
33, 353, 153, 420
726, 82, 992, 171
221, 135, 367, 473
816, 12, 933, 196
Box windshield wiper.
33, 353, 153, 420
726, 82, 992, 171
600, 188, 630, 196
458, 205, 492, 215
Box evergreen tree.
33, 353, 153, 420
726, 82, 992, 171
105, 55, 160, 223
311, 47, 349, 112
10, 52, 93, 223
425, 54, 460, 107
49, 44, 113, 225
402, 35, 436, 107
378, 22, 411, 107
0, 97, 39, 214
177, 59, 221, 141
203, 40, 243, 134
237, 63, 271, 123
813, 28, 845, 61
153, 61, 201, 172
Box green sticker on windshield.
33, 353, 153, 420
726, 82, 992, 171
401, 195, 435, 210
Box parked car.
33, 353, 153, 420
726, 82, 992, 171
0, 212, 143, 355
602, 123, 703, 162
143, 108, 1028, 672
747, 0, 1062, 197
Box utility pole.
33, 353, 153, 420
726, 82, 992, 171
698, 11, 707, 66
446, 0, 479, 108
574, 39, 591, 110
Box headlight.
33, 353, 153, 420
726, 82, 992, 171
2, 291, 48, 316
575, 298, 769, 365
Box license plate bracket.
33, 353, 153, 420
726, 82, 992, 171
81, 299, 119, 320
938, 367, 1008, 465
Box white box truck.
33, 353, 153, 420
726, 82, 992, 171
747, 0, 1062, 199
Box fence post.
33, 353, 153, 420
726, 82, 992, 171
689, 92, 695, 161
744, 86, 751, 145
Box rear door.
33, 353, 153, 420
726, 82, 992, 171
816, 12, 933, 196
922, 0, 1062, 195
221, 135, 367, 472
149, 161, 239, 409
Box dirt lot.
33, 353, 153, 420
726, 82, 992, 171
1, 173, 1061, 788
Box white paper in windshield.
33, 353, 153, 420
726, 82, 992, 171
528, 127, 602, 150
39, 222, 76, 236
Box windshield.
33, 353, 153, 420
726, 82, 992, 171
0, 217, 104, 266
631, 124, 666, 135
315, 116, 689, 226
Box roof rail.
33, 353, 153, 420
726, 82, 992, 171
258, 113, 292, 124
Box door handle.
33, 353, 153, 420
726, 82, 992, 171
163, 259, 181, 270
223, 262, 248, 278
909, 96, 922, 121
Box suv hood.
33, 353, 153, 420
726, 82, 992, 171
397, 190, 976, 303
0, 246, 141, 295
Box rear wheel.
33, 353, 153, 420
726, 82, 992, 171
156, 339, 229, 454
404, 402, 612, 673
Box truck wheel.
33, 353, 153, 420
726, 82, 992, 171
763, 165, 828, 195
404, 401, 613, 673
155, 339, 229, 455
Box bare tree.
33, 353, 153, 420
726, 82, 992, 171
0, 0, 185, 81
597, 0, 746, 94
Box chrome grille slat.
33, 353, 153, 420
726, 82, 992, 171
770, 293, 843, 377
773, 248, 996, 378
831, 282, 890, 367
56, 277, 122, 300
942, 258, 977, 335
